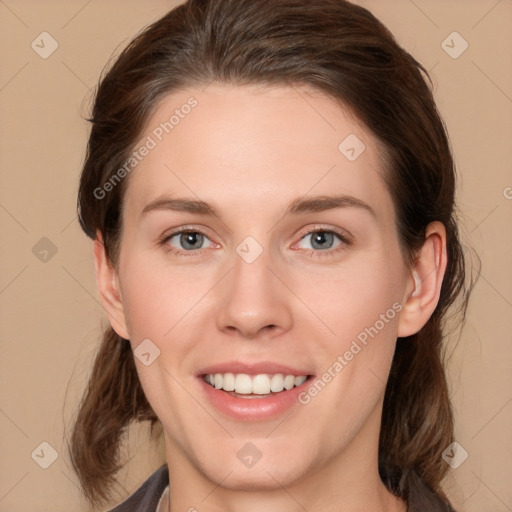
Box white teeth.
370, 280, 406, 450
294, 375, 307, 386
252, 374, 270, 395
223, 372, 235, 391
270, 373, 285, 392
284, 375, 295, 390
204, 372, 309, 395
234, 374, 252, 394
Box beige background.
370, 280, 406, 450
0, 0, 511, 510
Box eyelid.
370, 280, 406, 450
294, 225, 352, 244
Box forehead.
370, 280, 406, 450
122, 84, 393, 223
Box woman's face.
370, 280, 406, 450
110, 84, 416, 491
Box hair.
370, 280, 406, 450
69, 0, 476, 508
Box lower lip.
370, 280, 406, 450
198, 377, 312, 421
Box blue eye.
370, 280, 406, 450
297, 230, 342, 251
159, 227, 350, 257
163, 230, 213, 252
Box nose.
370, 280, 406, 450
215, 246, 293, 340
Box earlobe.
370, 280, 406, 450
397, 221, 448, 338
93, 231, 130, 340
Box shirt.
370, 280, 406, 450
155, 484, 169, 512
108, 464, 456, 512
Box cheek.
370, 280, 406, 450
295, 258, 404, 347
119, 238, 406, 349
119, 254, 208, 341
293, 255, 404, 406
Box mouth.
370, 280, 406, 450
202, 372, 310, 398
197, 364, 314, 420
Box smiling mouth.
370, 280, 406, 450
203, 372, 312, 398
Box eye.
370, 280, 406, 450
159, 226, 350, 256
294, 228, 350, 256
161, 228, 214, 253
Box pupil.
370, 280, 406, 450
313, 232, 332, 249
183, 232, 201, 249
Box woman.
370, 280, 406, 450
69, 0, 473, 510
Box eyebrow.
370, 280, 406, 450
141, 194, 376, 219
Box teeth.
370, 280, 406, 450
294, 375, 307, 386
252, 374, 270, 395
223, 372, 235, 391
270, 374, 285, 392
204, 372, 308, 395
234, 374, 252, 394
284, 375, 295, 390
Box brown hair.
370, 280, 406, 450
68, 0, 476, 507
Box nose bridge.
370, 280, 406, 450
216, 238, 293, 338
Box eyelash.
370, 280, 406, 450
158, 226, 351, 258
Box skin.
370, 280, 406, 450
94, 84, 447, 512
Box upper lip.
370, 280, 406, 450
198, 361, 313, 376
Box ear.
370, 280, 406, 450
93, 230, 130, 340
397, 221, 448, 338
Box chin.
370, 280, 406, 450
192, 442, 314, 492
204, 463, 306, 492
